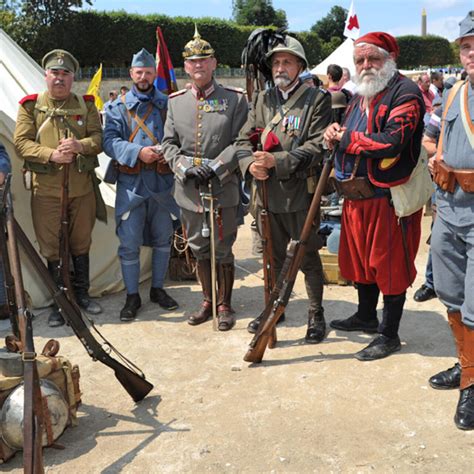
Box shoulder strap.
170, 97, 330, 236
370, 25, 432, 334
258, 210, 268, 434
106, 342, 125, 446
436, 80, 465, 161
121, 96, 158, 144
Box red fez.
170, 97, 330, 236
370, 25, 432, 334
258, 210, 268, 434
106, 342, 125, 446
355, 32, 400, 58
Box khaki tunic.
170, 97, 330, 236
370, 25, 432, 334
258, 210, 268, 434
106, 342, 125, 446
14, 92, 103, 198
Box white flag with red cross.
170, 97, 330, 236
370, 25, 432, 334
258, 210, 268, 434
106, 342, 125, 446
344, 1, 360, 40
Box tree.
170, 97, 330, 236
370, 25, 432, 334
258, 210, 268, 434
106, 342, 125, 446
232, 0, 288, 29
310, 5, 347, 43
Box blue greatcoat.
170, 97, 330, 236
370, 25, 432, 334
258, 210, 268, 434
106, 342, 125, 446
103, 87, 180, 293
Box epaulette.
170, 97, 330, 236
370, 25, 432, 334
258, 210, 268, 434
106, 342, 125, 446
83, 95, 95, 102
223, 85, 245, 94
19, 94, 38, 105
169, 89, 188, 99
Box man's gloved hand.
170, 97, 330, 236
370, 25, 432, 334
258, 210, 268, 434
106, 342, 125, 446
185, 165, 215, 187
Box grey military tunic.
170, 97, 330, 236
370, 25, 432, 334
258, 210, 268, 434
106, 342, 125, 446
162, 79, 248, 261
430, 81, 474, 327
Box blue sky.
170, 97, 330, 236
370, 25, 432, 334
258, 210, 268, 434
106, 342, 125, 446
87, 0, 470, 41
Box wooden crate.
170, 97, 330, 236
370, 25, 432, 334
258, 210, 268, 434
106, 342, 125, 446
320, 248, 350, 286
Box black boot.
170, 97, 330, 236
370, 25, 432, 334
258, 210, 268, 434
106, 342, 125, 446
305, 309, 326, 344
72, 254, 102, 315
454, 386, 474, 430
150, 287, 178, 310
120, 293, 142, 322
429, 363, 461, 390
355, 292, 406, 361
47, 260, 65, 327
330, 283, 380, 333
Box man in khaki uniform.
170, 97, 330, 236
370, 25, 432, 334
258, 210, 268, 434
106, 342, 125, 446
14, 49, 104, 327
162, 28, 248, 331
235, 35, 332, 343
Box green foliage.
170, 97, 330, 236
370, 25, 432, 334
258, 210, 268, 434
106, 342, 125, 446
232, 0, 287, 29
397, 35, 455, 68
311, 5, 347, 43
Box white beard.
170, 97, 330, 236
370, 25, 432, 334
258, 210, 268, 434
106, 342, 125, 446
274, 74, 292, 88
355, 58, 397, 98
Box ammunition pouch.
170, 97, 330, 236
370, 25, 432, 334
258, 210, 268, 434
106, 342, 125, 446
331, 176, 375, 200
433, 160, 474, 193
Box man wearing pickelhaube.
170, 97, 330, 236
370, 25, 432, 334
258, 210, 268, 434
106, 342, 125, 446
162, 26, 248, 331
14, 49, 105, 327
235, 35, 332, 344
103, 48, 180, 322
426, 11, 474, 430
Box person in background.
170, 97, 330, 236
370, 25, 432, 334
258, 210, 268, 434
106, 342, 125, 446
326, 64, 343, 92
418, 72, 435, 117
341, 67, 357, 94
429, 71, 444, 100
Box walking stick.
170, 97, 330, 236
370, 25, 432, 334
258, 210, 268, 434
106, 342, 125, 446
200, 183, 218, 331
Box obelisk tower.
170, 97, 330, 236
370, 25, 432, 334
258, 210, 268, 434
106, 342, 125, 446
421, 8, 427, 36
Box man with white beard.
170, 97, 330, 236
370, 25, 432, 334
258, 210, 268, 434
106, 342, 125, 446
324, 32, 425, 361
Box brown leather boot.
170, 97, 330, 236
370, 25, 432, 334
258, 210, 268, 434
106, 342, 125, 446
448, 312, 474, 430
217, 262, 235, 331
188, 260, 213, 326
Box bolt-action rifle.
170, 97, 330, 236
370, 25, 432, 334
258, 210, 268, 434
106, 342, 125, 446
244, 150, 335, 363
2, 175, 44, 474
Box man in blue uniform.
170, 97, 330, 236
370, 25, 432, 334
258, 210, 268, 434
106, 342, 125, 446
427, 12, 474, 430
103, 48, 180, 321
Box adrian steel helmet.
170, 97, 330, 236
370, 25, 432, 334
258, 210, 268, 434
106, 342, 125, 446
266, 35, 308, 68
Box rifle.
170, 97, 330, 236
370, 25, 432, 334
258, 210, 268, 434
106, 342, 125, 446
0, 176, 20, 339
244, 150, 335, 363
3, 175, 44, 473
14, 219, 154, 402
59, 128, 72, 301
257, 150, 277, 348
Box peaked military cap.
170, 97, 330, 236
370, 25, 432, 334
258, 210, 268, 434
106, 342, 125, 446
131, 48, 156, 68
455, 11, 474, 43
42, 49, 79, 74
183, 24, 215, 60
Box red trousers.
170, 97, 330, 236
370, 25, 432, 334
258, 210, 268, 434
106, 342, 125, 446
339, 197, 422, 295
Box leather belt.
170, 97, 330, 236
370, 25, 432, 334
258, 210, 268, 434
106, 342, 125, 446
433, 160, 474, 193
185, 156, 211, 167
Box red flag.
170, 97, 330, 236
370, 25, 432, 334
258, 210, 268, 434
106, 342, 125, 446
154, 27, 178, 95
344, 1, 360, 40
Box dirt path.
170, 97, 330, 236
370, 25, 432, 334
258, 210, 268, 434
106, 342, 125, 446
2, 215, 473, 473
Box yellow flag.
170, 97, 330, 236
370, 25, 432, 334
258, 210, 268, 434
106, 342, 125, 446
86, 63, 104, 110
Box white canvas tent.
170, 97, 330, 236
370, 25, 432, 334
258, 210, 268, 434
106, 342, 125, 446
0, 29, 151, 308
311, 38, 356, 79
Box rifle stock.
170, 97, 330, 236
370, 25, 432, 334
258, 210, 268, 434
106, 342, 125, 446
14, 218, 153, 402
244, 151, 335, 363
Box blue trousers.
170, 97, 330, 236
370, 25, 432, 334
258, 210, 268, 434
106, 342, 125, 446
432, 216, 474, 328
117, 197, 173, 294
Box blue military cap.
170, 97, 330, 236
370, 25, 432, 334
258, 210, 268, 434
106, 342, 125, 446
455, 11, 474, 43
131, 48, 156, 68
